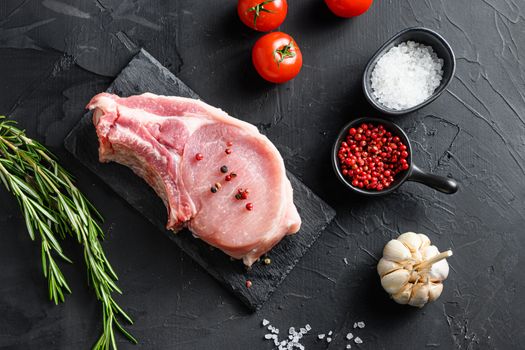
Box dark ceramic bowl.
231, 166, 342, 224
362, 27, 456, 116
332, 117, 458, 196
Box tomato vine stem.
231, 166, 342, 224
247, 0, 275, 28
274, 41, 296, 66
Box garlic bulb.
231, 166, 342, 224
377, 232, 452, 308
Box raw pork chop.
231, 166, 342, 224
88, 93, 301, 266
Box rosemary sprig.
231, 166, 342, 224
0, 116, 136, 349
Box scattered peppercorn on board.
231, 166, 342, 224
64, 49, 336, 311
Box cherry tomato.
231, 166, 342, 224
324, 0, 373, 18
237, 0, 287, 32
252, 32, 302, 83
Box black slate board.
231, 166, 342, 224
64, 49, 336, 311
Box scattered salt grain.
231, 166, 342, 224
354, 336, 363, 344
357, 321, 365, 329
328, 331, 333, 336
262, 319, 270, 326
346, 332, 354, 340
346, 345, 352, 349
370, 41, 444, 110
343, 257, 349, 265
318, 334, 325, 339
261, 320, 312, 350
353, 322, 358, 329
268, 325, 279, 334
326, 337, 332, 343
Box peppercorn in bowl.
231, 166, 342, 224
332, 118, 459, 195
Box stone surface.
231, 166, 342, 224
0, 0, 524, 349
64, 49, 336, 311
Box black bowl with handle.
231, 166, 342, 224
362, 27, 456, 116
332, 117, 458, 196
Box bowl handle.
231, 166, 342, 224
407, 164, 458, 194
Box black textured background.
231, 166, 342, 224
1, 1, 524, 349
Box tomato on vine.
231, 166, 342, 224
325, 0, 373, 18
237, 0, 288, 32
252, 32, 302, 83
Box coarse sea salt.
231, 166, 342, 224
262, 319, 312, 349
370, 41, 444, 110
